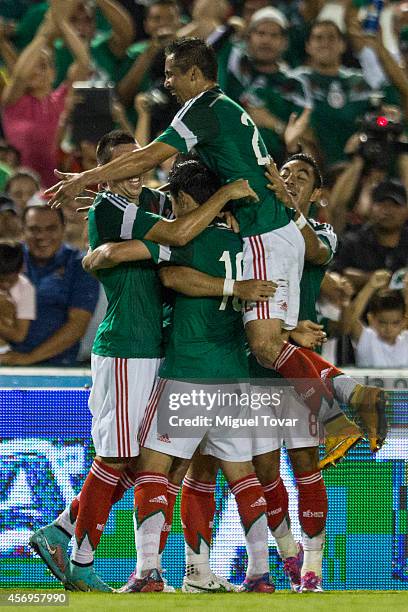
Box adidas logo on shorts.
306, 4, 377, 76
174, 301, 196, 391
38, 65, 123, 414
149, 495, 168, 505
157, 433, 171, 443
250, 496, 266, 508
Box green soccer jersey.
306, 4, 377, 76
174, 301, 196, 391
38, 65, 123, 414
155, 86, 290, 237
154, 222, 249, 380
217, 44, 310, 162
88, 188, 164, 359
298, 218, 337, 323
293, 66, 373, 166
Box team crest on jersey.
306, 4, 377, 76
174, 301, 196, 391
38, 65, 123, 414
327, 82, 345, 109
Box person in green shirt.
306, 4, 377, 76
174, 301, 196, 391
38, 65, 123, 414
293, 20, 377, 168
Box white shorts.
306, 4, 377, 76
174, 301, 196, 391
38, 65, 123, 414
251, 386, 320, 456
139, 378, 253, 462
242, 221, 305, 330
89, 354, 161, 457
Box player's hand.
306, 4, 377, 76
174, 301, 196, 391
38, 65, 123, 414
45, 170, 87, 208
264, 160, 295, 209
219, 211, 240, 233
368, 269, 391, 290
290, 320, 327, 349
234, 280, 277, 302
222, 179, 259, 202
284, 108, 311, 153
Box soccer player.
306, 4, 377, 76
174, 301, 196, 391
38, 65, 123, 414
86, 159, 277, 593
29, 130, 259, 592
47, 37, 348, 441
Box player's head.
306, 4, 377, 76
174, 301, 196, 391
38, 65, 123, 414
247, 7, 288, 65
164, 38, 218, 103
97, 130, 143, 201
0, 240, 24, 292
168, 159, 221, 217
306, 20, 346, 69
280, 153, 322, 212
367, 289, 406, 344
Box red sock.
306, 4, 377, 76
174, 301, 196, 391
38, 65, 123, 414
181, 476, 215, 552
229, 474, 267, 533
159, 481, 180, 554
74, 459, 121, 555
299, 348, 343, 390
111, 465, 138, 505
69, 496, 80, 523
295, 470, 328, 537
263, 476, 289, 531
133, 472, 168, 528
273, 342, 334, 415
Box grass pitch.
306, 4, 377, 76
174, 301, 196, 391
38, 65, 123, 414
1, 590, 408, 612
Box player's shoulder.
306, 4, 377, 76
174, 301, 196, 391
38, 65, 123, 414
139, 186, 172, 217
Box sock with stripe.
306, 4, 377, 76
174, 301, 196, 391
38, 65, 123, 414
54, 496, 80, 538
71, 459, 121, 565
159, 481, 180, 556
298, 348, 357, 405
181, 476, 216, 580
295, 470, 328, 577
111, 465, 138, 505
229, 474, 269, 579
133, 472, 168, 578
263, 477, 297, 560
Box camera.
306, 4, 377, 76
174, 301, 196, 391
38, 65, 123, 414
70, 81, 115, 145
357, 111, 408, 169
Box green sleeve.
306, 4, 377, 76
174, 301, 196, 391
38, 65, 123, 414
155, 100, 219, 153
157, 241, 195, 266
141, 240, 160, 263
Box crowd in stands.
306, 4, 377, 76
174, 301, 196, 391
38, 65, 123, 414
0, 0, 408, 368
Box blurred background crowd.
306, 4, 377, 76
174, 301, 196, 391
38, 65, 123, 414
0, 0, 408, 368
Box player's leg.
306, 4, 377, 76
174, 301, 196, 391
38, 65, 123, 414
252, 450, 302, 592
299, 347, 387, 452
288, 446, 327, 593
219, 459, 274, 593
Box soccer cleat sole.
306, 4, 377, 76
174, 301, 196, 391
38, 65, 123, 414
29, 539, 66, 584
318, 435, 362, 470
182, 582, 229, 594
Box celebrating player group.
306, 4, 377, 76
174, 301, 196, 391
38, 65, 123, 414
30, 38, 387, 595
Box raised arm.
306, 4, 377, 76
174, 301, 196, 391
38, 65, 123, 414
340, 269, 391, 341
1, 12, 56, 106
96, 0, 135, 57
51, 0, 91, 78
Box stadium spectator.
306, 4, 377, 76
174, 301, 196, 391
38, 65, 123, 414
0, 205, 99, 366
294, 20, 375, 168
0, 194, 22, 239
342, 269, 408, 367
0, 240, 35, 352
332, 179, 408, 290
4, 171, 40, 214
1, 1, 91, 187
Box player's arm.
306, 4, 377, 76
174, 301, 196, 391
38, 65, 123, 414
144, 180, 258, 247
45, 141, 178, 207
159, 266, 277, 302
295, 215, 333, 265
82, 241, 153, 271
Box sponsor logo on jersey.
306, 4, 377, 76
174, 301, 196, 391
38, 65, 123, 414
149, 495, 167, 505
250, 496, 266, 508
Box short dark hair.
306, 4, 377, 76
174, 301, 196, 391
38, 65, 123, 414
284, 153, 323, 189
308, 19, 346, 42
0, 240, 24, 275
5, 170, 40, 193
22, 204, 65, 226
368, 289, 406, 316
96, 130, 136, 165
168, 159, 221, 204
165, 38, 218, 81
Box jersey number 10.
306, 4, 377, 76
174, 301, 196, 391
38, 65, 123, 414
219, 250, 243, 312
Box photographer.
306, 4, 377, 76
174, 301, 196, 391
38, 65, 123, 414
331, 179, 408, 291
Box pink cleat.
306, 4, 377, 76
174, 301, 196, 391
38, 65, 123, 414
300, 571, 323, 593
117, 568, 164, 593
283, 543, 303, 592
239, 573, 275, 593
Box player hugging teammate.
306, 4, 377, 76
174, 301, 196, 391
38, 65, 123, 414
31, 37, 386, 594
